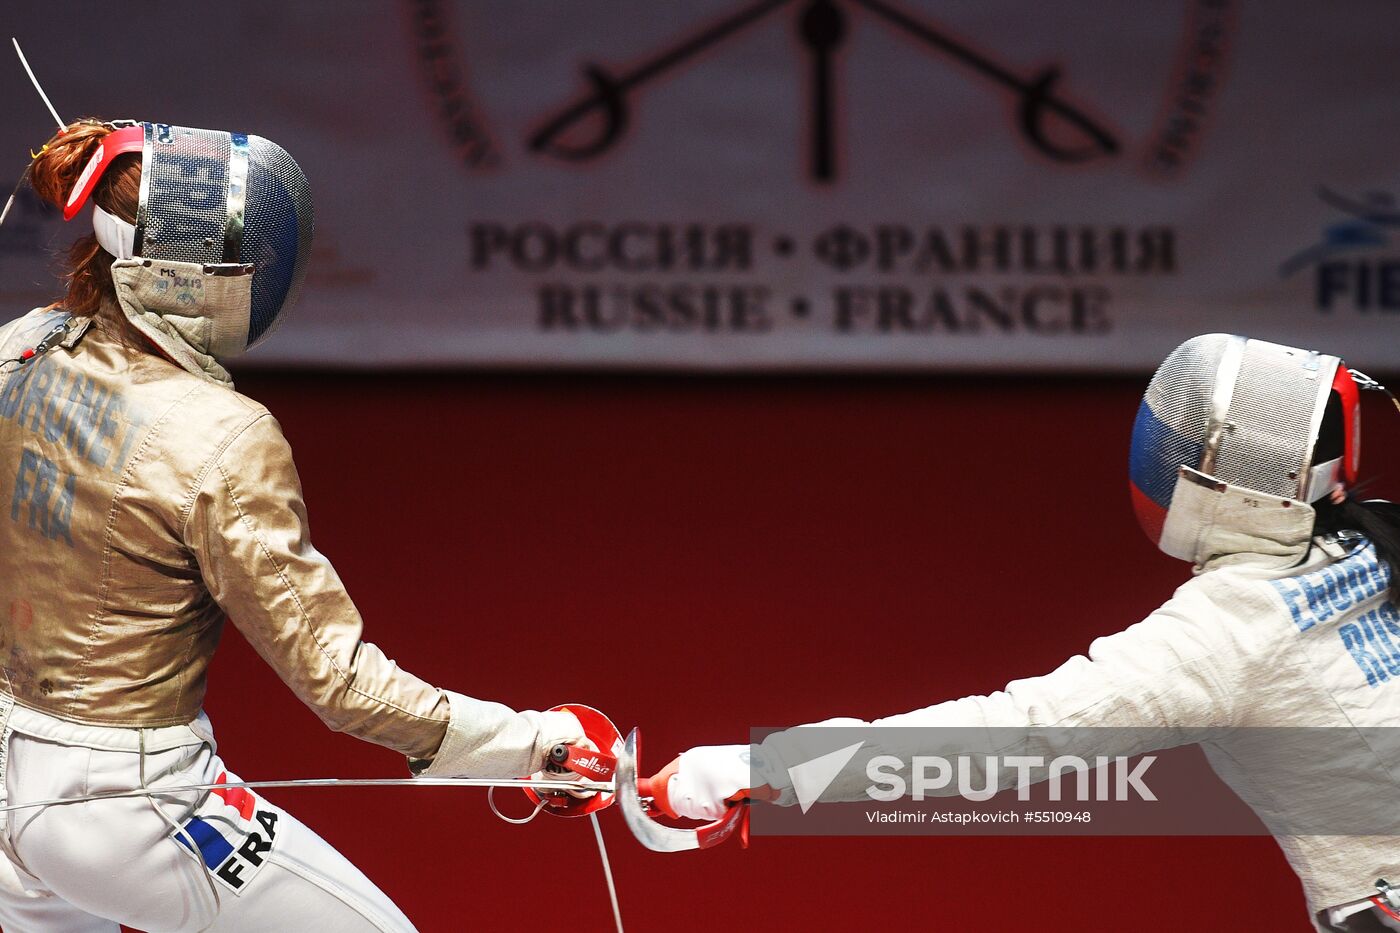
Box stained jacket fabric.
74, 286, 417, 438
758, 482, 1400, 922
0, 307, 449, 759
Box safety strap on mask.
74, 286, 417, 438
92, 201, 135, 259
1305, 457, 1344, 504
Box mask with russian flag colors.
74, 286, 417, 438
1129, 334, 1361, 562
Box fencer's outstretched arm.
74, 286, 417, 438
663, 575, 1256, 817
879, 576, 1243, 730
183, 411, 582, 775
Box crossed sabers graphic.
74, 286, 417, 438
528, 0, 1119, 181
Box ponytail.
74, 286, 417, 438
26, 119, 143, 345
1312, 496, 1400, 604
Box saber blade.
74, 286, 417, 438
0, 179, 21, 227
11, 39, 64, 129
616, 728, 699, 852
0, 776, 616, 814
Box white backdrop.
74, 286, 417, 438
2, 0, 1398, 371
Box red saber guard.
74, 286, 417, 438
509, 709, 754, 850
520, 704, 622, 817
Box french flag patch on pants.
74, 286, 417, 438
174, 772, 280, 894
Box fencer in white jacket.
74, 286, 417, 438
652, 335, 1400, 932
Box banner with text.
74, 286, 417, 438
1, 0, 1398, 370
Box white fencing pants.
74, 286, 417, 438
0, 702, 418, 932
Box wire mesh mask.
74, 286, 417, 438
68, 121, 313, 355
136, 123, 313, 349
1129, 334, 1360, 562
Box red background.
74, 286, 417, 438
183, 370, 1400, 933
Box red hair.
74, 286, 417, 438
27, 119, 145, 344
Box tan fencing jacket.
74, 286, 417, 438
0, 297, 579, 777
0, 307, 449, 757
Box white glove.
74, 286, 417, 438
538, 735, 600, 797
654, 745, 761, 821
411, 691, 585, 779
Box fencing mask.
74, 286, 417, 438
63, 120, 314, 360
1129, 334, 1362, 563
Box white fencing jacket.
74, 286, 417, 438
758, 485, 1400, 924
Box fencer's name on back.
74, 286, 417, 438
0, 313, 144, 476
1271, 540, 1391, 633
1268, 541, 1400, 689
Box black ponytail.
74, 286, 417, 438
1312, 496, 1400, 604
1306, 383, 1400, 603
